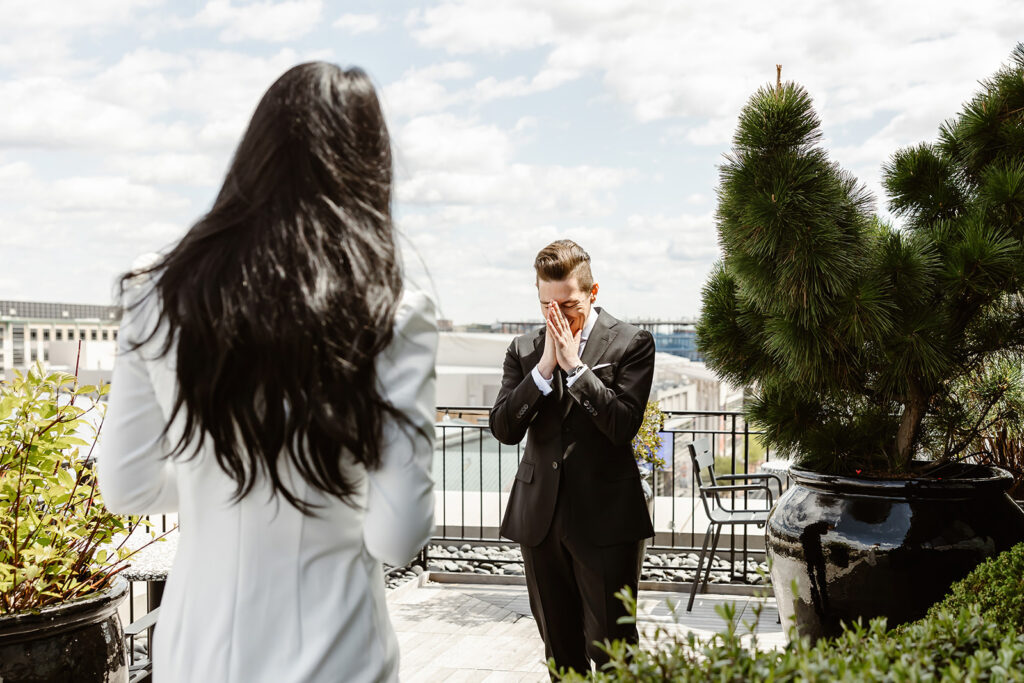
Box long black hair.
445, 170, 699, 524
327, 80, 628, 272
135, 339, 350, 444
120, 62, 409, 513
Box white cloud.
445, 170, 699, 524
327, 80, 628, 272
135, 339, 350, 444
0, 77, 194, 151
381, 62, 474, 119
397, 114, 512, 173
108, 153, 226, 187
407, 2, 555, 54
0, 162, 195, 304
393, 113, 635, 216
381, 58, 578, 119
407, 0, 1024, 147
333, 13, 381, 34
0, 48, 315, 155
194, 0, 323, 43
395, 206, 718, 322
0, 0, 161, 31
2, 0, 1021, 324
472, 67, 576, 102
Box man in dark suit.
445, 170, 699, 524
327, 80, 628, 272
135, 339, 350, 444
489, 240, 656, 676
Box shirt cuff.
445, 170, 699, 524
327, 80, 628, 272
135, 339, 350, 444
565, 364, 589, 388
531, 365, 554, 395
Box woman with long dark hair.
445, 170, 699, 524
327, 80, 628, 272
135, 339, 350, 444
99, 62, 437, 682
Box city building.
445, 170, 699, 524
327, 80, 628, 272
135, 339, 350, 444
498, 319, 704, 361
633, 321, 703, 362
0, 300, 121, 384
435, 328, 736, 412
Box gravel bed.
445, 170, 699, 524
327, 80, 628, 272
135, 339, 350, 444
383, 564, 425, 590
384, 544, 770, 589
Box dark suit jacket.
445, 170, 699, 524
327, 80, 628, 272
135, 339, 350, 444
490, 308, 656, 547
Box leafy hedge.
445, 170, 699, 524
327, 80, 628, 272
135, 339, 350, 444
555, 543, 1024, 681
922, 541, 1024, 635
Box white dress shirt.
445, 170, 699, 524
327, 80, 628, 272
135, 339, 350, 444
99, 283, 438, 683
531, 305, 599, 395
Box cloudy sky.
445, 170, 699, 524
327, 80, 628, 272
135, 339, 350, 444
1, 1, 1022, 324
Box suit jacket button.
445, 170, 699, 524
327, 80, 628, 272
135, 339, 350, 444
551, 461, 559, 470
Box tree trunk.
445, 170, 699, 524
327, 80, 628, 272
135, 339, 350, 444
895, 382, 928, 469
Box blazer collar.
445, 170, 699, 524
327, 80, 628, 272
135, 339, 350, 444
579, 304, 599, 344
580, 307, 618, 367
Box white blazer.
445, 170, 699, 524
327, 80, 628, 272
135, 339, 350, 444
100, 285, 438, 683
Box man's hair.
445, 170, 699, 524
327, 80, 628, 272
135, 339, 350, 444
534, 239, 594, 291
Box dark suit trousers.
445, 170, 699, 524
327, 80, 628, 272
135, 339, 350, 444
521, 475, 644, 677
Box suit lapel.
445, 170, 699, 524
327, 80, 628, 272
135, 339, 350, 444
580, 308, 618, 368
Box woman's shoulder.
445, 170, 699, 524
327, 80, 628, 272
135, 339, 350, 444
118, 253, 164, 341
393, 286, 438, 332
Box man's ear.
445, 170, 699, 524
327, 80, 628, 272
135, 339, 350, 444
590, 283, 599, 302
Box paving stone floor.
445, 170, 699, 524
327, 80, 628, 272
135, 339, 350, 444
388, 579, 786, 681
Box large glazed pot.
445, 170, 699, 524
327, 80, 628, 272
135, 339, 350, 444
767, 464, 1024, 641
0, 577, 129, 683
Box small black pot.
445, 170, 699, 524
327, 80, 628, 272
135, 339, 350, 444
0, 577, 129, 683
767, 464, 1024, 641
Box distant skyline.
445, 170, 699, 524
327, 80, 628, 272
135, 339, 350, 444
1, 1, 1022, 323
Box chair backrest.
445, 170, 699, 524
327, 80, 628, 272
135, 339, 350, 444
686, 438, 717, 517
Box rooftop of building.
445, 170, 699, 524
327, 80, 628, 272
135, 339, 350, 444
0, 300, 121, 322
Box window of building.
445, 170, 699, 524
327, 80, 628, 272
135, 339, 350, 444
102, 330, 109, 341
79, 330, 86, 341
113, 331, 118, 341
56, 329, 63, 341
30, 329, 37, 341
67, 329, 73, 339
90, 330, 98, 341
43, 349, 49, 362
12, 326, 23, 365
43, 329, 50, 341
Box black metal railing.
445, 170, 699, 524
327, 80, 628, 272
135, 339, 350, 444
119, 407, 779, 672
427, 407, 780, 584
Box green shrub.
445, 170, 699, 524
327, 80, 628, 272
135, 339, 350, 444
633, 401, 667, 470
923, 541, 1024, 635
0, 363, 157, 614
555, 566, 1024, 682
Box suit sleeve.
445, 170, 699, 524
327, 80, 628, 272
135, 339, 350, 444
363, 291, 439, 567
566, 329, 655, 445
489, 339, 547, 445
99, 288, 179, 515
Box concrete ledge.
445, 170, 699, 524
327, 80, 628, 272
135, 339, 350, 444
386, 570, 433, 598
422, 571, 773, 597
640, 580, 773, 598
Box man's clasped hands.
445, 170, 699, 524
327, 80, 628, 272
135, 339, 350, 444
537, 301, 584, 381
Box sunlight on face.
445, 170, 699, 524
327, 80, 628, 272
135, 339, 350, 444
537, 277, 598, 335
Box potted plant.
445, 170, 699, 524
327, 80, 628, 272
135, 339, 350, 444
697, 47, 1024, 639
938, 355, 1024, 501
632, 400, 668, 510
0, 361, 157, 682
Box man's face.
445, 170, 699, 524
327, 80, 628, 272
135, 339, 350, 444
537, 277, 598, 336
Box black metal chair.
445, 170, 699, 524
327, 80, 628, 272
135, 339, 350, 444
685, 437, 783, 611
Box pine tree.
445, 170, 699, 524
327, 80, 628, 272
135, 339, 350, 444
697, 46, 1024, 475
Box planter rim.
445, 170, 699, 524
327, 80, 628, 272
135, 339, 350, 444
789, 462, 1013, 497
0, 575, 129, 644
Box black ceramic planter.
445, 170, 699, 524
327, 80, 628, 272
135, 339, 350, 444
766, 464, 1024, 641
0, 577, 129, 683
